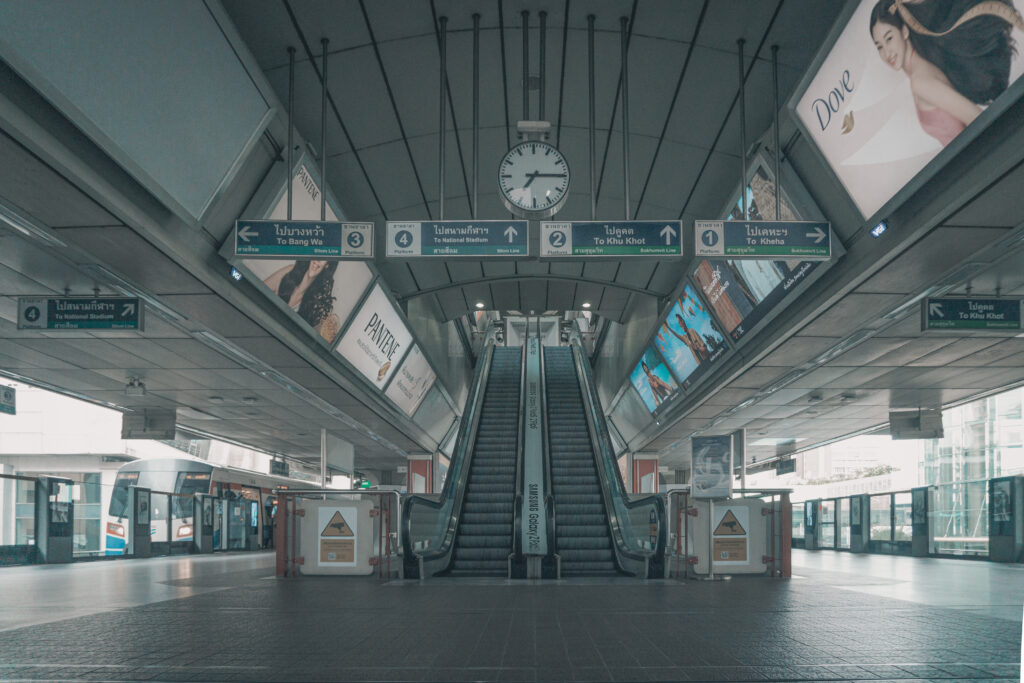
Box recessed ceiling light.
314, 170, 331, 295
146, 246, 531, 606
475, 302, 485, 309
242, 396, 258, 405
582, 302, 591, 309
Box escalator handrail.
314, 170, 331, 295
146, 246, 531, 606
569, 339, 668, 574
401, 339, 496, 566
539, 343, 557, 563
511, 337, 528, 560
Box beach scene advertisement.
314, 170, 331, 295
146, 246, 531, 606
795, 0, 1024, 219
629, 346, 679, 414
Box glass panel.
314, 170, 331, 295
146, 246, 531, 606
151, 493, 170, 543
791, 503, 804, 539
838, 498, 851, 549
228, 501, 246, 549
820, 500, 835, 547
870, 494, 892, 541
214, 500, 224, 550
930, 480, 989, 556
108, 472, 139, 518
893, 492, 912, 541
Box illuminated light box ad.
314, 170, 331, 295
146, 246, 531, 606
654, 284, 728, 390
385, 344, 437, 417
244, 258, 372, 344
793, 0, 1024, 219
629, 346, 679, 414
336, 285, 413, 390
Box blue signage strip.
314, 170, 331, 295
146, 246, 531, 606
695, 220, 832, 260
17, 297, 143, 331
540, 220, 683, 257
233, 219, 374, 259
386, 220, 529, 257
921, 297, 1023, 332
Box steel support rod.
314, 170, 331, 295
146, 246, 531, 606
620, 16, 631, 220
772, 45, 781, 220
522, 11, 530, 120
320, 38, 329, 221
539, 11, 547, 121
321, 428, 327, 497
287, 46, 295, 220
737, 38, 747, 220
439, 16, 448, 220
588, 15, 596, 220
472, 13, 480, 219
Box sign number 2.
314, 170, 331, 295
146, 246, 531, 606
549, 231, 566, 247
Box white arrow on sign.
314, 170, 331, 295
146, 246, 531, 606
806, 226, 827, 244
121, 303, 136, 317
504, 225, 518, 243
238, 225, 257, 242
660, 224, 677, 245
929, 302, 944, 318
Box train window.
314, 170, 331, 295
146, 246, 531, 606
173, 472, 211, 518
108, 472, 139, 518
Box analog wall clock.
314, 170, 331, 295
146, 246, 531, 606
498, 140, 570, 218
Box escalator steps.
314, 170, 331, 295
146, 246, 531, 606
544, 347, 618, 576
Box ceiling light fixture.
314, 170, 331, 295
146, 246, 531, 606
125, 376, 146, 397
475, 302, 485, 309
0, 201, 67, 247
582, 302, 591, 309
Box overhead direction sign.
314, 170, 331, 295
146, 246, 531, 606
695, 220, 832, 260
18, 297, 143, 331
233, 219, 373, 259
540, 220, 683, 257
386, 220, 529, 257
922, 297, 1023, 332
0, 385, 15, 416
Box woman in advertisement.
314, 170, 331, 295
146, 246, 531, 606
870, 0, 1024, 146
642, 361, 675, 407
263, 260, 341, 342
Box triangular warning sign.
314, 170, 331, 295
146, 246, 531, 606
714, 510, 745, 536
321, 510, 354, 537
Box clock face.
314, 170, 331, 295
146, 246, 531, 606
499, 141, 570, 217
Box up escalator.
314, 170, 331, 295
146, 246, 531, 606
448, 346, 522, 575
544, 347, 617, 576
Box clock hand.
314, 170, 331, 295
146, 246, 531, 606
532, 173, 567, 178
523, 171, 539, 188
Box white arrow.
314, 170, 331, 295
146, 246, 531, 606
238, 225, 257, 242
121, 303, 136, 317
504, 225, 518, 243
660, 224, 677, 245
929, 302, 944, 318
806, 226, 827, 244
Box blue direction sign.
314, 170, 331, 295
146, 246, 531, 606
386, 220, 528, 257
0, 385, 14, 416
18, 297, 143, 331
540, 221, 683, 257
233, 219, 373, 259
921, 297, 1023, 332
695, 220, 832, 260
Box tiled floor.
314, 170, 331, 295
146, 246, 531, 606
0, 550, 1020, 681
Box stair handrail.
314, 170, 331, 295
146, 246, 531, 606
402, 333, 496, 577
568, 335, 668, 578
510, 331, 528, 570
539, 338, 558, 575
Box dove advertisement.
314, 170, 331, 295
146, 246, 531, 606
335, 284, 412, 390
794, 0, 1024, 220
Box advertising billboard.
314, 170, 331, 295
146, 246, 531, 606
794, 0, 1024, 219
692, 435, 733, 499
385, 344, 437, 417
335, 284, 413, 390
629, 346, 680, 414
243, 258, 372, 344
653, 284, 728, 389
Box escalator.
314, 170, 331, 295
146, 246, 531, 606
402, 339, 524, 578
544, 347, 617, 575
448, 346, 522, 575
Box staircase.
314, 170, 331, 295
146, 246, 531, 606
544, 347, 617, 575
449, 347, 522, 576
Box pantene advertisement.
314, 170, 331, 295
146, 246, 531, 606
795, 0, 1024, 219
335, 285, 412, 390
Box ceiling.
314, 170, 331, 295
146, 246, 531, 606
0, 0, 1022, 477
